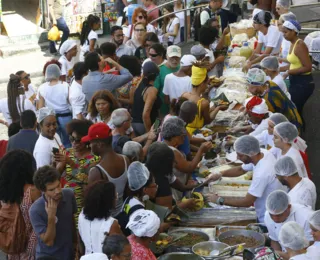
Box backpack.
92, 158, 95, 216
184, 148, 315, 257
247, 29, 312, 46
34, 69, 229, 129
193, 7, 211, 41
243, 247, 282, 260
0, 202, 27, 254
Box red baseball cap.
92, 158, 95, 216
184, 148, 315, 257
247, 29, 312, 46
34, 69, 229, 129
81, 123, 112, 143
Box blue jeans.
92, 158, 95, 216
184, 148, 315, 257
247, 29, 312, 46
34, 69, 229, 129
49, 17, 70, 53
180, 26, 185, 42
56, 114, 72, 148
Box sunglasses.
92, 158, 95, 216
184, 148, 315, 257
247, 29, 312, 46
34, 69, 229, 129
149, 53, 159, 57
138, 15, 146, 20
69, 136, 82, 144
135, 29, 146, 32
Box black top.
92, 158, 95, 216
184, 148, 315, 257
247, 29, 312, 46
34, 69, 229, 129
132, 81, 162, 124
135, 47, 148, 64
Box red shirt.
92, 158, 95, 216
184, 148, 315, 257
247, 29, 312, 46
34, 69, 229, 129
0, 140, 7, 159
103, 63, 120, 75
128, 235, 157, 260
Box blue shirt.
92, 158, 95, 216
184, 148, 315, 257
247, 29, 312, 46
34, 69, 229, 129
29, 189, 77, 259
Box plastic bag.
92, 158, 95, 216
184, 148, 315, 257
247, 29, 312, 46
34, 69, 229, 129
48, 26, 61, 41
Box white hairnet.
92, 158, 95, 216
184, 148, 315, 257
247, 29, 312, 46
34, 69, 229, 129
45, 64, 61, 82
80, 253, 109, 260
122, 141, 142, 160
280, 12, 297, 22
260, 56, 279, 71
276, 0, 290, 8
274, 122, 298, 144
246, 68, 267, 86
274, 156, 298, 177
266, 190, 290, 215
309, 210, 320, 231
161, 117, 186, 140
59, 39, 77, 55
127, 161, 150, 191
269, 113, 288, 126
126, 209, 160, 237
234, 135, 260, 157
37, 107, 56, 123
279, 221, 309, 250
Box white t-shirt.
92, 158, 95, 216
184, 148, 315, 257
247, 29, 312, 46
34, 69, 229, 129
25, 84, 37, 104
258, 25, 282, 55
163, 74, 192, 101
264, 203, 314, 251
69, 80, 86, 119
0, 96, 35, 125
78, 210, 115, 255
307, 242, 320, 258
39, 81, 70, 113
125, 24, 156, 40
58, 55, 75, 79
80, 30, 98, 62
174, 7, 190, 28
270, 146, 308, 178
271, 74, 290, 99
242, 151, 284, 223
281, 38, 291, 68
288, 178, 317, 210
33, 133, 62, 168
166, 17, 181, 44
205, 48, 218, 77
289, 254, 309, 260
249, 116, 270, 137
255, 129, 274, 149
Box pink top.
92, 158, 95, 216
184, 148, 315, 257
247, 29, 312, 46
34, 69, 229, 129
128, 235, 157, 260
146, 4, 159, 25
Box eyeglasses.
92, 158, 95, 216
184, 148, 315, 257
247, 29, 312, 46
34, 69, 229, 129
138, 15, 146, 20
149, 53, 159, 57
69, 136, 82, 144
135, 29, 146, 32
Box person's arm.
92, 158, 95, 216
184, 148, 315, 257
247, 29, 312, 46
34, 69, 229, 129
205, 192, 256, 207
156, 196, 173, 209
88, 167, 106, 184
170, 178, 198, 192
142, 87, 157, 132
163, 76, 171, 105
109, 219, 123, 235
166, 19, 179, 38
247, 43, 263, 67
215, 27, 230, 50
38, 93, 45, 109
249, 46, 274, 66
54, 152, 76, 174
288, 42, 312, 75
270, 240, 282, 251
39, 198, 58, 246
205, 166, 247, 183
89, 39, 97, 52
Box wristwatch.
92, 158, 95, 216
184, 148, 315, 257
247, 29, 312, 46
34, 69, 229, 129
216, 197, 225, 205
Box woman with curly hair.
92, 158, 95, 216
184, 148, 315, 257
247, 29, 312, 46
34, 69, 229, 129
86, 90, 120, 124
54, 119, 100, 224
0, 150, 41, 260
78, 181, 122, 255
124, 7, 156, 44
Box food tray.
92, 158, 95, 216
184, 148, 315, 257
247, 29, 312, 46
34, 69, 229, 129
216, 225, 247, 237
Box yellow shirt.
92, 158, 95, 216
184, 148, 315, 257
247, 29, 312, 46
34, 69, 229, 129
186, 98, 205, 135
287, 39, 311, 75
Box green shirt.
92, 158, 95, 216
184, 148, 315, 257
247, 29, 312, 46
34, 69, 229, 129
154, 63, 180, 116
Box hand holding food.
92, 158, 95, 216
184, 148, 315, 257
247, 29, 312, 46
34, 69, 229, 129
200, 142, 212, 154
205, 172, 222, 183
204, 193, 219, 203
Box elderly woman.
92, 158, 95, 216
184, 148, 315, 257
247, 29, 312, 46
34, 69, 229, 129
58, 40, 78, 82
102, 234, 131, 260
260, 56, 290, 99
78, 181, 122, 255
54, 119, 100, 223
246, 68, 303, 133
270, 122, 308, 178
281, 20, 314, 119
182, 65, 227, 135
127, 209, 159, 260
162, 117, 211, 201
132, 61, 162, 135
33, 107, 63, 168
246, 11, 283, 69
122, 141, 144, 163
38, 64, 72, 148
126, 23, 147, 53
86, 90, 120, 124
308, 211, 320, 255
279, 221, 310, 259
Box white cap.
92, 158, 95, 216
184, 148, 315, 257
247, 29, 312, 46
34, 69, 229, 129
180, 55, 196, 67
37, 107, 55, 123
266, 190, 290, 215
127, 162, 150, 191
279, 221, 309, 250
167, 45, 181, 58
234, 135, 260, 157
59, 39, 77, 55
126, 209, 160, 237
274, 122, 298, 144
274, 156, 298, 177
309, 210, 320, 231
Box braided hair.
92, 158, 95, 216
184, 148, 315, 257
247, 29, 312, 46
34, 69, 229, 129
7, 74, 23, 123
80, 15, 100, 46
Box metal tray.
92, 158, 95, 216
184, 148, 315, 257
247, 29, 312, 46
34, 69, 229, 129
218, 230, 265, 250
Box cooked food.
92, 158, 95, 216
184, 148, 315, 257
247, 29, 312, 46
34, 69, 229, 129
216, 100, 230, 106
172, 233, 207, 247
201, 129, 213, 137
199, 169, 211, 178
182, 192, 204, 211
220, 235, 260, 248
166, 213, 181, 222
194, 249, 211, 256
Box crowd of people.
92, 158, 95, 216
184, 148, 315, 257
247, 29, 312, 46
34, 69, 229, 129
0, 0, 319, 259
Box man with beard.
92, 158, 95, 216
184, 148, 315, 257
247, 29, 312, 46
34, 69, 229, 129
111, 26, 134, 58
29, 166, 77, 259
205, 135, 284, 223
274, 156, 316, 210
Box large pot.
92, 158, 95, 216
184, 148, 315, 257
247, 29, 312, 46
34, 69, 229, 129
192, 241, 231, 259
158, 252, 205, 260
218, 230, 265, 250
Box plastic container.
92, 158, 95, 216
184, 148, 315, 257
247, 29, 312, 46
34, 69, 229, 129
240, 42, 252, 60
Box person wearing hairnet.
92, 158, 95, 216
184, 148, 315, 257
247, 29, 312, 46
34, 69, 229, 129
279, 221, 311, 259
264, 190, 314, 257
260, 56, 291, 99
307, 211, 320, 256
126, 209, 160, 260
246, 68, 303, 133
270, 122, 308, 178
245, 11, 282, 70
58, 40, 78, 83
38, 64, 72, 148
276, 0, 291, 15
205, 135, 283, 223
33, 107, 63, 168
274, 156, 316, 210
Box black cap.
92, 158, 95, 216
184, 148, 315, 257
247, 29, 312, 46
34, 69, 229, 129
143, 61, 159, 76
